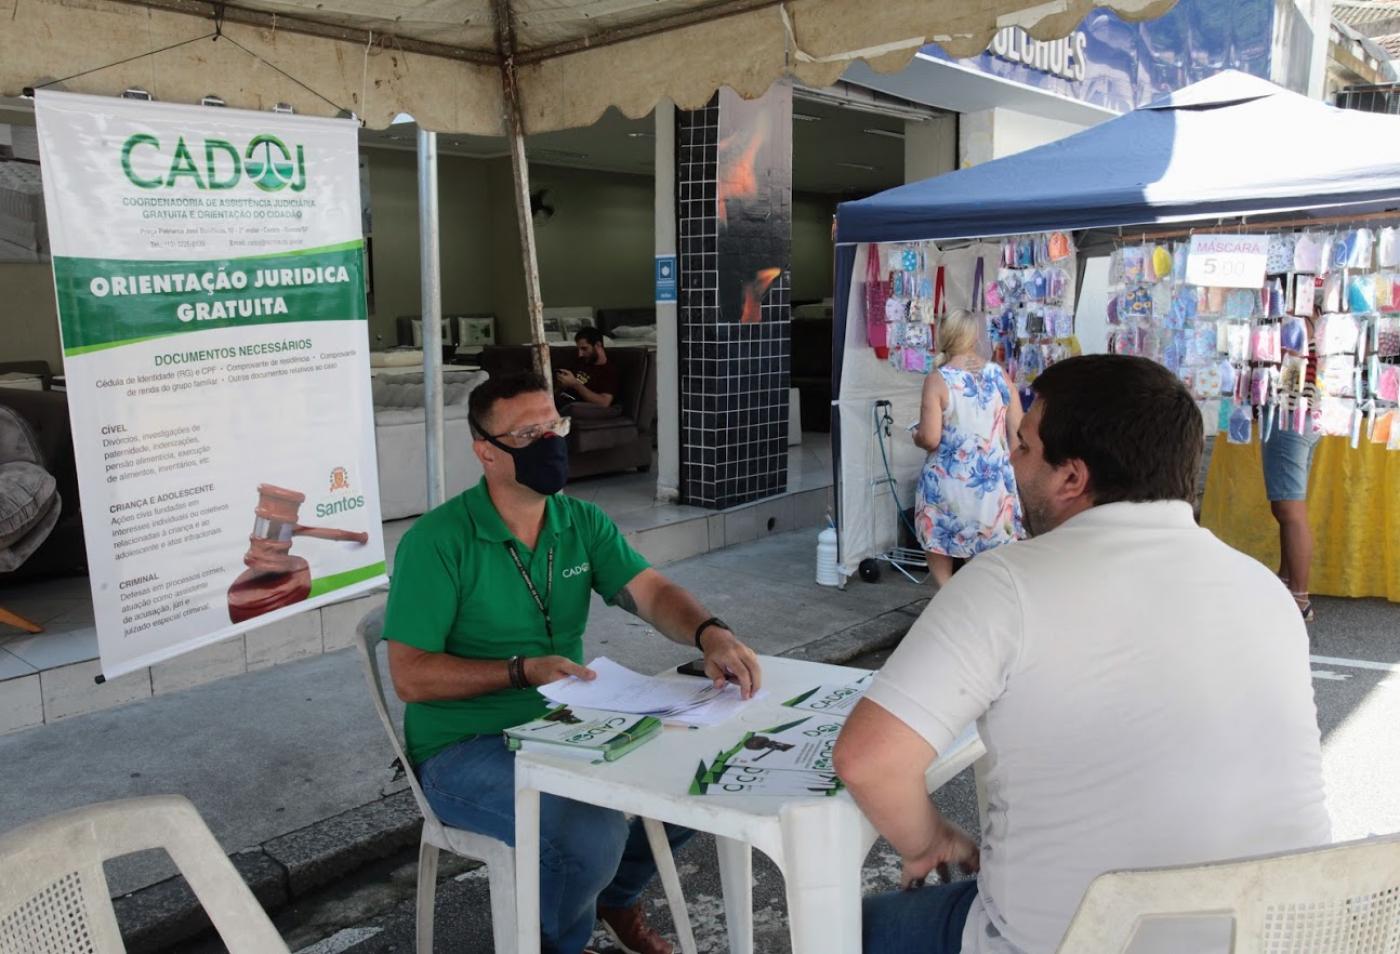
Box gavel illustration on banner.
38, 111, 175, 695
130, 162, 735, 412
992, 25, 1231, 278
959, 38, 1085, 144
227, 484, 369, 623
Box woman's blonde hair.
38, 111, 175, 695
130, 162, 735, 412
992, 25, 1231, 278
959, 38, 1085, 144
935, 309, 981, 367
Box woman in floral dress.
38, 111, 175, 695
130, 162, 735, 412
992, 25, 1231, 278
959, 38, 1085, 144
913, 309, 1024, 587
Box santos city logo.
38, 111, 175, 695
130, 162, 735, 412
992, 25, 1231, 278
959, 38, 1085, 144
121, 133, 307, 192
561, 563, 590, 579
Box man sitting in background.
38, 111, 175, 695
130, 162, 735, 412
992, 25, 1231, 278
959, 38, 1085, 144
834, 355, 1330, 954
555, 327, 619, 413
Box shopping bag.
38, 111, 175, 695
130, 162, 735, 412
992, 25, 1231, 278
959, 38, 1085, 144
864, 245, 891, 358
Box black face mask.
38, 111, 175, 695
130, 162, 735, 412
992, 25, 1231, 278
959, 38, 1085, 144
482, 431, 570, 496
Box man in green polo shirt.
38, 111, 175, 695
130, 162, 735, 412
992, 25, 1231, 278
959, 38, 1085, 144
384, 371, 762, 954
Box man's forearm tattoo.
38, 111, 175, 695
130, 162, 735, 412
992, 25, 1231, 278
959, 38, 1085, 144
614, 585, 639, 616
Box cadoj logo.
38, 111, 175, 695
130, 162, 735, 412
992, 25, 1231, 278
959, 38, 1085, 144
121, 133, 307, 192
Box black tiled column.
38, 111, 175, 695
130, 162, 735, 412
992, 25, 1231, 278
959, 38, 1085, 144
677, 85, 793, 509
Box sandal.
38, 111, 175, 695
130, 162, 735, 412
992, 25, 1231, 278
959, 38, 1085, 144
1292, 592, 1315, 623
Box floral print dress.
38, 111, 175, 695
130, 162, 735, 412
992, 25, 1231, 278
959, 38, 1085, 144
915, 364, 1024, 558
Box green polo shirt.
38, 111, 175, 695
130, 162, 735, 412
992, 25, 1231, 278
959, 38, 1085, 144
383, 479, 650, 766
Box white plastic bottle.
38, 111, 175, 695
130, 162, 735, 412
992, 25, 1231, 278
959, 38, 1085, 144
816, 526, 840, 587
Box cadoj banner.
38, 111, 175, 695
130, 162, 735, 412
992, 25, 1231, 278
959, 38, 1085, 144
35, 91, 387, 679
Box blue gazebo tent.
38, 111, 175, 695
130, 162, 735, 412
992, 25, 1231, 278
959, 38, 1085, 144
827, 71, 1400, 573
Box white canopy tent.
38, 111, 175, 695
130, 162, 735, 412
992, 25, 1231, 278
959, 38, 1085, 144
0, 0, 1171, 508
1, 0, 1173, 133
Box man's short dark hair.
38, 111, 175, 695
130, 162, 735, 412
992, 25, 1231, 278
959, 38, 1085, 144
574, 327, 605, 347
468, 371, 549, 438
1029, 354, 1202, 506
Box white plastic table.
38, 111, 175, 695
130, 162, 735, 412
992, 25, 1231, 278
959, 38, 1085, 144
513, 655, 984, 954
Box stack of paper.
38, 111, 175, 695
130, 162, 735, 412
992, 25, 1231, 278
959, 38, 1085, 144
540, 657, 764, 727
505, 705, 661, 763
690, 762, 843, 796
689, 715, 845, 796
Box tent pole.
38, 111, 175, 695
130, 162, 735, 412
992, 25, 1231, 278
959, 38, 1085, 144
417, 126, 447, 509
494, 0, 553, 386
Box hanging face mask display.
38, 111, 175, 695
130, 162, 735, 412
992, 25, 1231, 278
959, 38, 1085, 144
1110, 225, 1400, 450
983, 235, 1080, 388
866, 241, 948, 371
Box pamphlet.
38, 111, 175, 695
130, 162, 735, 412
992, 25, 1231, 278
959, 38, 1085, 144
711, 716, 843, 775
504, 706, 661, 762
782, 671, 875, 717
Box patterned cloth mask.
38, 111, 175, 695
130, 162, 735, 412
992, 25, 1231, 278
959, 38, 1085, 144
1281, 316, 1309, 354
1266, 233, 1297, 275
1250, 323, 1281, 363
1227, 403, 1254, 444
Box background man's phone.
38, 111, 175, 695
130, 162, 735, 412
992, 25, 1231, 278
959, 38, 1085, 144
675, 659, 708, 678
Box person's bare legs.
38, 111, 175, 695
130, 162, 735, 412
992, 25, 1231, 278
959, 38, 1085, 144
925, 552, 955, 589
1270, 499, 1313, 619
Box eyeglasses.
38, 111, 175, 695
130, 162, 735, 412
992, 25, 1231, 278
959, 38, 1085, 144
476, 415, 572, 445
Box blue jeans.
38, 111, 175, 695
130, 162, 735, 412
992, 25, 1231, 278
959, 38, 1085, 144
418, 735, 693, 954
863, 880, 979, 954
1261, 425, 1321, 502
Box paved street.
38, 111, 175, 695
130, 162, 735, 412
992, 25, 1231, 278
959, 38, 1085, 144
247, 594, 1400, 954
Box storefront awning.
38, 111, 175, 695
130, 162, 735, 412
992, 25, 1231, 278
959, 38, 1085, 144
0, 0, 1175, 134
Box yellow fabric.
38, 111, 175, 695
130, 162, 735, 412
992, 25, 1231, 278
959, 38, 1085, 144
1200, 433, 1400, 602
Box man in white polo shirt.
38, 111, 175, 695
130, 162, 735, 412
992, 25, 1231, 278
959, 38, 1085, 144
833, 354, 1330, 954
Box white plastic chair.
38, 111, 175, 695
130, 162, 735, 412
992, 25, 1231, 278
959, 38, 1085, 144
357, 606, 519, 954
355, 606, 697, 954
1056, 833, 1400, 953
0, 795, 288, 954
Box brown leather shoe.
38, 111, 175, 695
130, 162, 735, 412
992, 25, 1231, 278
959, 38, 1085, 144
596, 902, 673, 954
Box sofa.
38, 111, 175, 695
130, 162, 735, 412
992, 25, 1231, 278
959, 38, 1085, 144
372, 370, 488, 520
595, 308, 656, 337
478, 345, 656, 479
0, 387, 86, 579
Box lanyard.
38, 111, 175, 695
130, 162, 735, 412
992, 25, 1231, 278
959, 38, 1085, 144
505, 542, 554, 643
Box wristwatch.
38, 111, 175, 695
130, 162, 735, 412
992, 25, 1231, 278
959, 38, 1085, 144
693, 616, 729, 651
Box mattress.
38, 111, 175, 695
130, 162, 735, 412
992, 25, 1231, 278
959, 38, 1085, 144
0, 161, 47, 255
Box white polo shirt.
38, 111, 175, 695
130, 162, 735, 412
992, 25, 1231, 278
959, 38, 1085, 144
866, 500, 1331, 954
